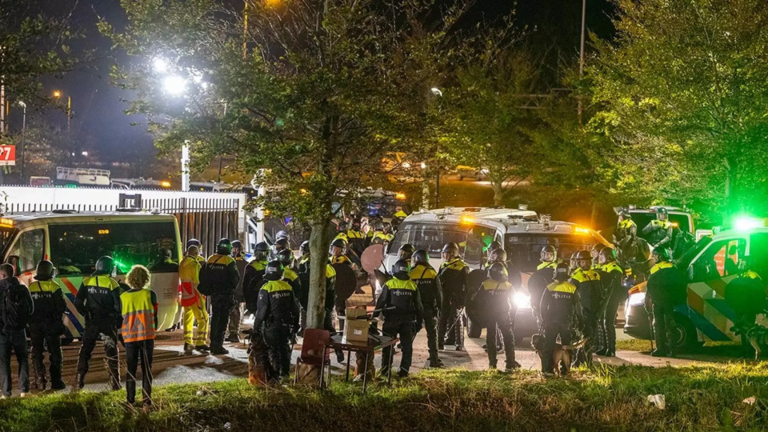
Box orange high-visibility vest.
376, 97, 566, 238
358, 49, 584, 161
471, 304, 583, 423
120, 289, 156, 343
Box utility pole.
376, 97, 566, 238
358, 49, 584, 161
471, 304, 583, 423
0, 83, 5, 132
19, 101, 26, 182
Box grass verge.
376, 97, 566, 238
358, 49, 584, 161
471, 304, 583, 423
2, 364, 768, 432
616, 338, 654, 352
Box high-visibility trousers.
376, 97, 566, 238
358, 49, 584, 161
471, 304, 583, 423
183, 296, 209, 347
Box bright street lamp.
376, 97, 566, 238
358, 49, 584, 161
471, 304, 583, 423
163, 75, 187, 95
153, 57, 169, 73
81, 151, 89, 157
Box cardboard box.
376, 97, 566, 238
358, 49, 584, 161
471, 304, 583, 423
344, 318, 370, 342
345, 305, 368, 320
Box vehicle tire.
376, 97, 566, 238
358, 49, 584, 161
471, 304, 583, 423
672, 314, 700, 351
61, 338, 74, 346
467, 317, 482, 338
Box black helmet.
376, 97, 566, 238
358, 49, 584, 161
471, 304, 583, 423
35, 260, 56, 281
352, 219, 362, 229
274, 237, 289, 251
656, 207, 669, 220
277, 248, 294, 266
488, 262, 508, 283
383, 222, 392, 232
391, 259, 411, 280
300, 241, 310, 255
264, 260, 284, 281
374, 221, 384, 231
412, 249, 429, 266
599, 247, 616, 262
217, 238, 232, 255
338, 221, 348, 231
653, 247, 671, 263
540, 244, 557, 262
187, 238, 201, 249
488, 240, 503, 252
275, 230, 290, 241
554, 263, 570, 282
331, 238, 347, 249
574, 250, 591, 262
253, 241, 269, 261
619, 208, 632, 219
442, 242, 460, 259
398, 243, 415, 260
94, 256, 115, 275
488, 248, 507, 264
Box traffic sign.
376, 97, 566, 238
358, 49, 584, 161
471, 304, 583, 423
0, 145, 16, 166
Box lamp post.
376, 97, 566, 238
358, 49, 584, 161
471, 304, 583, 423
18, 101, 26, 182
53, 90, 71, 132
430, 87, 443, 208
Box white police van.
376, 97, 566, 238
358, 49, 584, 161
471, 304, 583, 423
0, 211, 183, 341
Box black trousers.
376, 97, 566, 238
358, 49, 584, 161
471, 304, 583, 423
76, 320, 120, 389
29, 327, 63, 387
0, 330, 29, 396
485, 310, 515, 368
652, 303, 677, 355
600, 289, 627, 354
264, 322, 292, 380
541, 321, 572, 373
381, 320, 414, 374
125, 339, 154, 405
418, 309, 439, 361
210, 293, 236, 349
438, 303, 464, 348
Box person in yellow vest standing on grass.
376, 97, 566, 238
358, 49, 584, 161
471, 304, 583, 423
180, 244, 209, 354
120, 265, 158, 411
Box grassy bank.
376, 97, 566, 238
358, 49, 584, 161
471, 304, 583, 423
3, 364, 768, 432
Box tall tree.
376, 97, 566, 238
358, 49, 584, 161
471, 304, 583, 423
108, 0, 491, 329
589, 0, 768, 217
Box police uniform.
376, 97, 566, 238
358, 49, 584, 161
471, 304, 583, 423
614, 219, 638, 249
643, 219, 674, 249
120, 287, 158, 406
474, 277, 517, 368
370, 231, 389, 245
539, 280, 581, 373
375, 277, 423, 376
228, 252, 249, 341
346, 229, 366, 256
75, 274, 123, 390
438, 258, 468, 349
330, 254, 356, 323
253, 279, 300, 380
243, 259, 269, 309
410, 264, 442, 363
569, 267, 603, 363
202, 254, 240, 352
179, 255, 209, 349
28, 279, 67, 389
597, 260, 625, 356
646, 261, 686, 356
528, 261, 558, 329
725, 269, 766, 357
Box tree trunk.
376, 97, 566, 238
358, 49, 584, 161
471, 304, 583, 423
491, 180, 505, 206
306, 220, 329, 329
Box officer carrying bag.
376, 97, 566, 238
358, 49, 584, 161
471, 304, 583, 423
198, 264, 214, 296
1, 286, 32, 331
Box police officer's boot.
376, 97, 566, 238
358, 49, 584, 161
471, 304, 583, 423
75, 373, 85, 392
455, 316, 465, 351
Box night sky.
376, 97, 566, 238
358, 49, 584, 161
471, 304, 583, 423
7, 0, 615, 168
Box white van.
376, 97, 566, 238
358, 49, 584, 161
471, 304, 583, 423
0, 211, 183, 340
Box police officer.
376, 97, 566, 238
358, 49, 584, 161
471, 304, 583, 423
472, 262, 519, 371
646, 248, 686, 357
569, 250, 603, 365
643, 208, 674, 251
375, 259, 423, 378
296, 241, 312, 333
438, 243, 468, 351
277, 249, 302, 295
333, 221, 349, 244
613, 209, 637, 251
410, 249, 443, 367
180, 244, 209, 354
528, 245, 558, 329
28, 260, 67, 391
382, 222, 394, 243
540, 263, 582, 375
243, 241, 270, 297
330, 238, 351, 265
253, 260, 300, 381
201, 239, 240, 355
74, 256, 122, 391
725, 256, 766, 358
596, 247, 624, 357
347, 219, 366, 255
398, 243, 415, 261
227, 240, 248, 343
369, 222, 389, 245
270, 237, 290, 261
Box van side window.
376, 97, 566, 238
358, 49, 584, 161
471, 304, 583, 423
692, 238, 746, 282
8, 229, 45, 273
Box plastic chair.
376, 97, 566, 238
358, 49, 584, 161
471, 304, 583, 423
294, 329, 332, 388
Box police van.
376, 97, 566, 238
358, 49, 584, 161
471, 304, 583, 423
624, 224, 768, 350
384, 207, 608, 340
0, 211, 183, 341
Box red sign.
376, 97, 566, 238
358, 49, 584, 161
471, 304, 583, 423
0, 145, 16, 166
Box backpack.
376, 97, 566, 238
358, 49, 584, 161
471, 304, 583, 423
2, 285, 32, 331
197, 264, 213, 296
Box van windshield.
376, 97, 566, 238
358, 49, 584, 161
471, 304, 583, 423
49, 221, 179, 276
505, 233, 596, 273
390, 222, 472, 257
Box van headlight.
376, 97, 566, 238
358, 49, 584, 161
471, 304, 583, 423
513, 292, 531, 309
628, 292, 646, 307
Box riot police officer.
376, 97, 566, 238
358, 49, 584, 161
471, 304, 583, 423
370, 222, 388, 245
596, 247, 624, 357
333, 221, 349, 244
382, 222, 394, 243
410, 249, 443, 367
28, 260, 67, 391
270, 237, 290, 261
472, 263, 519, 371
243, 241, 270, 296
569, 250, 603, 365
540, 263, 582, 375
438, 243, 468, 351
74, 256, 122, 391
528, 245, 558, 329
253, 260, 300, 381
296, 241, 312, 333
613, 209, 637, 251
201, 239, 240, 355
398, 243, 415, 262
375, 259, 423, 378
228, 240, 248, 343
643, 208, 674, 251
646, 248, 686, 357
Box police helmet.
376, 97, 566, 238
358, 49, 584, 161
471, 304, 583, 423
352, 219, 362, 229
277, 248, 294, 266
599, 247, 617, 262
94, 256, 115, 275
398, 243, 415, 260
383, 222, 392, 232
274, 237, 289, 251
540, 244, 557, 262
488, 240, 503, 252
187, 238, 201, 248
391, 259, 411, 280
231, 240, 243, 251
217, 238, 232, 255
656, 207, 669, 220
338, 221, 348, 231
331, 238, 347, 249
264, 260, 284, 281
412, 249, 429, 266
253, 241, 269, 261
275, 230, 290, 241
442, 242, 460, 259
488, 262, 508, 283
620, 208, 632, 219
488, 248, 507, 264
374, 221, 384, 231
35, 260, 56, 281
300, 241, 310, 255
652, 247, 671, 263
574, 250, 592, 268
554, 263, 570, 282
